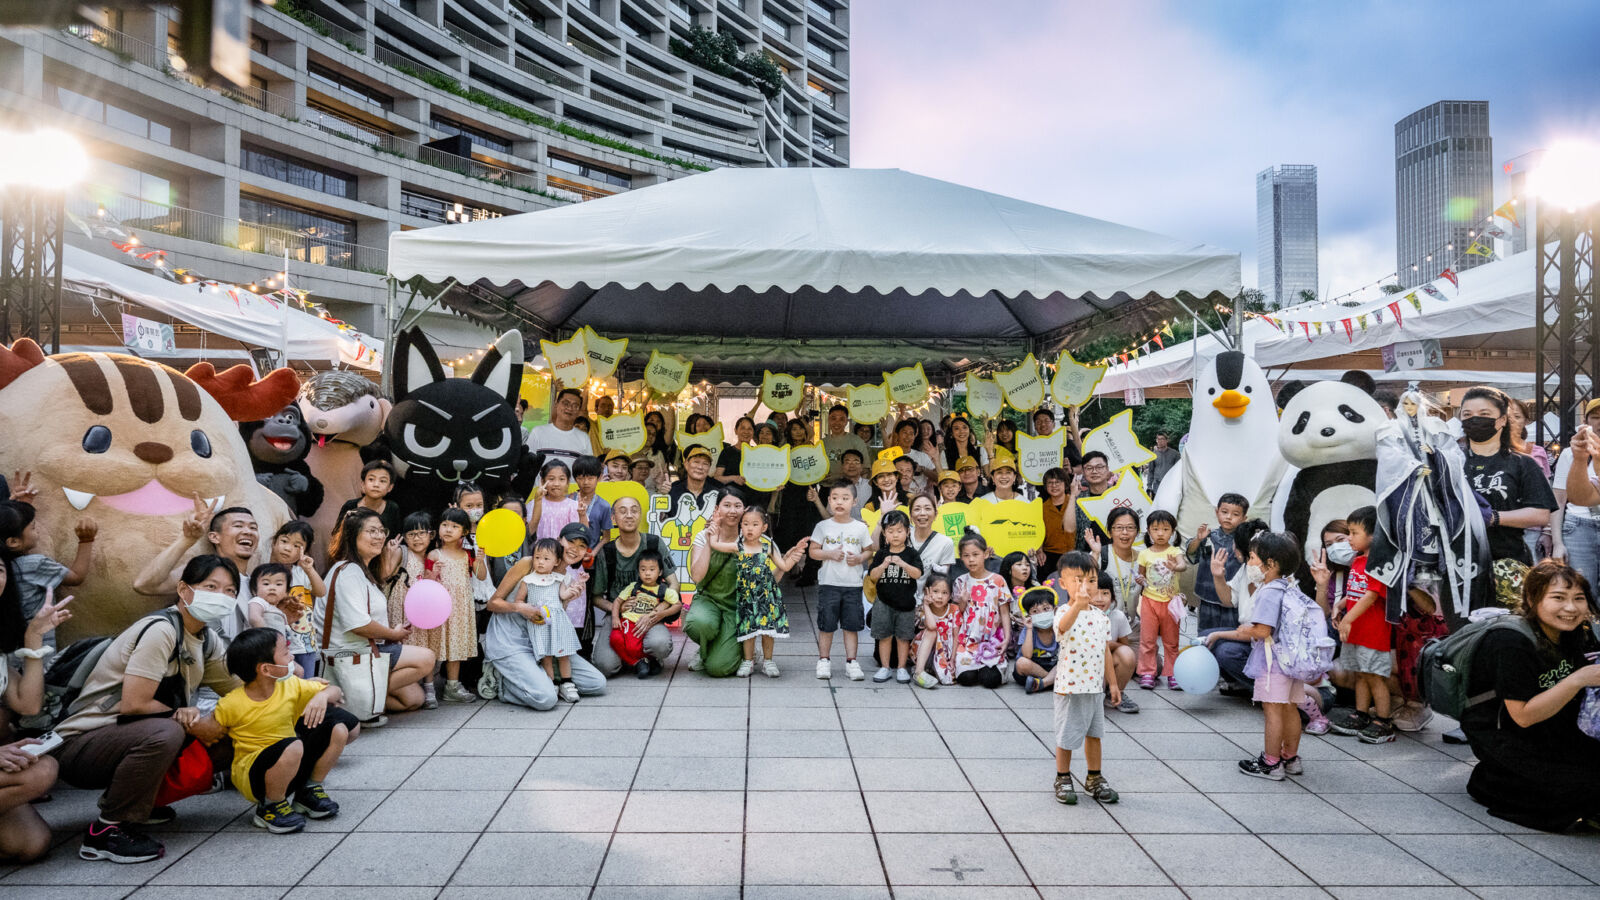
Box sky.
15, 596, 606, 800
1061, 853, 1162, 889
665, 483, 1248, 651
848, 0, 1600, 297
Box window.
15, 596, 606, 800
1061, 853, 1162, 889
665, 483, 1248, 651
812, 129, 835, 153
806, 79, 834, 107
761, 12, 789, 39
249, 33, 268, 53
669, 0, 694, 23
806, 41, 834, 66
807, 0, 835, 22
401, 190, 502, 223
51, 85, 174, 145
546, 151, 632, 188
619, 13, 653, 38
307, 63, 392, 109
430, 116, 512, 154
96, 160, 175, 207
238, 195, 357, 267
241, 143, 357, 198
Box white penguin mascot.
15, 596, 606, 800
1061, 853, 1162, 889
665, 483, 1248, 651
1154, 349, 1286, 539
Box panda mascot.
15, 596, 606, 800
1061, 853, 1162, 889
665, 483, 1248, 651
1271, 372, 1387, 566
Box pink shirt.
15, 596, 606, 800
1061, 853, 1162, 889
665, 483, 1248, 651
534, 496, 581, 540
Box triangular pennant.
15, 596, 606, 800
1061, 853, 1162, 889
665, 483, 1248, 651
1373, 309, 1384, 325
1302, 322, 1312, 341
1494, 200, 1519, 227
1152, 334, 1164, 349
1439, 268, 1459, 289
1341, 319, 1353, 341
1420, 284, 1445, 303
1161, 322, 1175, 338
1406, 292, 1423, 314
1358, 314, 1370, 331
1484, 224, 1509, 240
1314, 321, 1324, 336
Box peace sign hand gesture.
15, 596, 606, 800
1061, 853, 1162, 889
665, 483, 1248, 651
8, 471, 36, 504
183, 492, 217, 540
26, 587, 72, 641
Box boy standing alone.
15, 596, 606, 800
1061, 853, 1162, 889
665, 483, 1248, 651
809, 481, 870, 680
1051, 551, 1120, 805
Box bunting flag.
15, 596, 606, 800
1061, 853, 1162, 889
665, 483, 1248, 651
1494, 200, 1519, 227
1314, 322, 1324, 335
1420, 284, 1445, 302
1484, 224, 1509, 240
1341, 319, 1354, 341
1388, 301, 1403, 327
1406, 292, 1423, 314
1466, 241, 1495, 258
1439, 268, 1459, 289
1152, 334, 1164, 349
1161, 322, 1175, 338
1119, 353, 1128, 364
1373, 309, 1385, 325
1357, 314, 1369, 331
1302, 322, 1312, 341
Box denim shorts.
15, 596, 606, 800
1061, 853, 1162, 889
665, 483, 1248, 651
816, 584, 864, 633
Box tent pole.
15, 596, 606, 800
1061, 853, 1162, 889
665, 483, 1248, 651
1170, 294, 1231, 350
382, 276, 397, 395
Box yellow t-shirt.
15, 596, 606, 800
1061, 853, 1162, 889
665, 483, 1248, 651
1136, 546, 1184, 603
615, 582, 679, 622
213, 676, 331, 802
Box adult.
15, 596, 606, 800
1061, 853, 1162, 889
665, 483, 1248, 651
56, 555, 241, 864
915, 419, 938, 461
822, 404, 871, 479
1551, 399, 1600, 588
134, 499, 260, 598
990, 419, 1019, 457
952, 455, 984, 502
1038, 467, 1079, 573
594, 395, 616, 420
484, 538, 609, 710
1146, 431, 1182, 494
0, 574, 70, 862
976, 449, 1031, 502
589, 497, 676, 676
853, 423, 878, 453
316, 509, 435, 718
1085, 506, 1142, 620
668, 446, 724, 511
683, 492, 748, 676
1074, 451, 1118, 551
1459, 386, 1557, 566
941, 416, 988, 473
641, 410, 676, 489
715, 416, 757, 489
1032, 408, 1083, 469
1461, 559, 1600, 831
775, 418, 825, 585
525, 387, 592, 467
907, 494, 956, 593
585, 395, 617, 455
1508, 399, 1550, 476
890, 420, 937, 482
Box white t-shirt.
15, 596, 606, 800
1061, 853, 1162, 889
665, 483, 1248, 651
810, 517, 871, 587
526, 422, 593, 464
315, 562, 389, 653
903, 448, 935, 473
1104, 607, 1132, 643
1054, 604, 1111, 695
909, 529, 956, 600
1552, 449, 1596, 520
1228, 566, 1256, 622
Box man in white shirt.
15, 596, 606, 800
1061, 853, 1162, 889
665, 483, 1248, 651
890, 419, 936, 481
526, 387, 594, 466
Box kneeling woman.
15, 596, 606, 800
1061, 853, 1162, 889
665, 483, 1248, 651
484, 538, 607, 710
1463, 558, 1600, 831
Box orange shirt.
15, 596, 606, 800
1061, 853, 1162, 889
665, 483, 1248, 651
1041, 496, 1074, 554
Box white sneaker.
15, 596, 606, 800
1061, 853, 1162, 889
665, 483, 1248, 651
763, 659, 781, 678
476, 660, 499, 700
895, 668, 911, 684
736, 659, 755, 678
558, 681, 580, 703
688, 652, 704, 672
845, 659, 865, 681
872, 666, 893, 683
816, 658, 832, 679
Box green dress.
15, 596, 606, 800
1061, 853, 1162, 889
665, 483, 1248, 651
683, 531, 743, 677
734, 537, 789, 642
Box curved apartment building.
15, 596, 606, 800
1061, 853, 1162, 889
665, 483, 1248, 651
0, 0, 849, 345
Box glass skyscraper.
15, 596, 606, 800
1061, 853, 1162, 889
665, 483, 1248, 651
1256, 164, 1319, 308
1394, 101, 1493, 287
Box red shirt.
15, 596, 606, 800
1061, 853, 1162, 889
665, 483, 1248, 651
1342, 554, 1391, 652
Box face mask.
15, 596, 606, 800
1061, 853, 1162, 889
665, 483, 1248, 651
1245, 565, 1266, 587
265, 662, 293, 682
183, 589, 237, 626
1031, 611, 1055, 630
1460, 416, 1500, 443
1326, 542, 1357, 567
466, 508, 485, 523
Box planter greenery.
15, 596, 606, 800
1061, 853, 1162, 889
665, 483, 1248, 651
668, 26, 782, 100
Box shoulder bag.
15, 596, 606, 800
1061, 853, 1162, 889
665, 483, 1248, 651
320, 562, 391, 720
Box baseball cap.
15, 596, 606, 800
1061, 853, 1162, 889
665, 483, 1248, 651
870, 458, 898, 478
1586, 398, 1600, 417
990, 448, 1018, 473
558, 522, 591, 545
603, 448, 630, 464
937, 469, 960, 484
683, 445, 714, 462
955, 455, 979, 471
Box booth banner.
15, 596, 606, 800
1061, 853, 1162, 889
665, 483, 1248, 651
1051, 351, 1106, 407
760, 370, 805, 413
861, 504, 910, 534
1083, 410, 1155, 471
1076, 468, 1154, 534
1382, 338, 1443, 373
675, 423, 724, 457
540, 333, 591, 387
1014, 429, 1067, 485
849, 382, 890, 425
937, 501, 973, 543
597, 411, 647, 455
883, 363, 930, 406
644, 350, 692, 395
594, 480, 648, 539
580, 326, 627, 379
647, 489, 719, 594
740, 444, 791, 492
994, 353, 1046, 411
121, 312, 175, 354
965, 373, 1003, 419
787, 442, 830, 485
972, 498, 1044, 557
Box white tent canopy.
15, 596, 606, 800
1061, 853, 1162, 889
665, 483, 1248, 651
1098, 252, 1535, 394
387, 167, 1240, 381
63, 246, 383, 370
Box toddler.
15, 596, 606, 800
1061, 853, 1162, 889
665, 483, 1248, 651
809, 480, 871, 680
1013, 586, 1061, 693
0, 500, 95, 646
1051, 551, 1120, 805
952, 531, 1010, 688
709, 507, 807, 677
1136, 509, 1187, 689
268, 521, 323, 674
246, 563, 309, 673
513, 538, 585, 703
1185, 493, 1249, 631
609, 550, 680, 674
912, 572, 959, 689
866, 511, 924, 683
424, 508, 485, 703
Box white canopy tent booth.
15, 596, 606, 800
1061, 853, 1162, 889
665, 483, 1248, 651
383, 167, 1241, 404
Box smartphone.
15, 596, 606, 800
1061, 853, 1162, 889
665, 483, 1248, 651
22, 731, 62, 757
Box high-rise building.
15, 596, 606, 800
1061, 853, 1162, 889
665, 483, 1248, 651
1255, 164, 1318, 308
1394, 100, 1492, 287
0, 1, 850, 341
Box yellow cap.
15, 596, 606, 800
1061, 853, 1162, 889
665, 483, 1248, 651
684, 445, 714, 462
1586, 398, 1600, 417
870, 458, 899, 478
991, 448, 1018, 472
937, 469, 960, 484
955, 455, 979, 471
877, 446, 906, 462
603, 448, 630, 464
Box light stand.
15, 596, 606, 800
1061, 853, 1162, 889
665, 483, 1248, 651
1534, 202, 1597, 447
0, 186, 67, 354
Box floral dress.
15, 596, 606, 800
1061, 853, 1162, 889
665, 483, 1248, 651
922, 602, 960, 684
734, 537, 789, 642
386, 550, 427, 648
954, 571, 1009, 676
425, 550, 479, 663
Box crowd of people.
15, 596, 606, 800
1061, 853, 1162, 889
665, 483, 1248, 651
0, 382, 1594, 868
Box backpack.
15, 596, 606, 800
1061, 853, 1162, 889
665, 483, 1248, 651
1253, 580, 1336, 683
40, 609, 216, 729
582, 534, 670, 653
1416, 612, 1535, 721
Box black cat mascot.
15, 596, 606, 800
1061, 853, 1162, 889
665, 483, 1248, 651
242, 404, 325, 517
386, 327, 539, 515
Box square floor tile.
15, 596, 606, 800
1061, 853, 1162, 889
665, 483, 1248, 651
1208, 792, 1369, 834
633, 755, 746, 790
540, 728, 650, 757
979, 790, 1119, 832
300, 832, 477, 886
1107, 792, 1246, 834
403, 755, 532, 791
1400, 834, 1592, 886
488, 790, 626, 831
1321, 793, 1491, 834
661, 687, 751, 707
748, 728, 850, 757
1264, 833, 1449, 885
854, 756, 966, 792
645, 729, 748, 757
846, 729, 952, 758
939, 730, 1051, 759
1008, 833, 1172, 886
559, 705, 661, 729
438, 728, 552, 756
747, 757, 858, 791
330, 755, 424, 791
654, 706, 748, 730
751, 706, 841, 730
1137, 834, 1312, 886
519, 756, 639, 790
343, 727, 453, 756
1133, 730, 1259, 759
926, 708, 1031, 731
619, 791, 745, 833
838, 708, 934, 731
865, 791, 993, 832
465, 703, 565, 728
362, 789, 509, 832
1287, 760, 1418, 794
600, 833, 742, 885
1510, 833, 1600, 883
450, 832, 609, 886
150, 832, 341, 885
746, 790, 870, 832
877, 833, 1029, 886
744, 832, 885, 885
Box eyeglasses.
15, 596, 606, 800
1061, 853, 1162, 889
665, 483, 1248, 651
1083, 464, 1110, 473
1110, 525, 1138, 534
361, 527, 389, 538
406, 530, 431, 539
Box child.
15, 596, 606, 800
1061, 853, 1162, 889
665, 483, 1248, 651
1050, 550, 1120, 805
514, 538, 585, 702
384, 512, 437, 706
0, 500, 95, 646
936, 469, 962, 505
952, 531, 1010, 688
1185, 492, 1249, 631
571, 455, 614, 552
425, 508, 485, 703
912, 572, 959, 689
246, 563, 308, 672
268, 521, 323, 675
1328, 505, 1396, 743
1092, 570, 1139, 713
338, 459, 401, 538
1000, 551, 1038, 661
866, 510, 924, 683
530, 460, 580, 540
1136, 510, 1188, 690
213, 627, 357, 834
809, 480, 872, 680
609, 549, 680, 677
603, 449, 631, 482
452, 482, 487, 526
1013, 586, 1060, 693
710, 507, 807, 678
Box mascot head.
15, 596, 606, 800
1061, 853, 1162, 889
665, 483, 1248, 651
1277, 372, 1386, 468
299, 370, 388, 448
243, 405, 312, 467
385, 328, 523, 485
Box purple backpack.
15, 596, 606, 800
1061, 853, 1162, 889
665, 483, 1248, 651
1249, 579, 1336, 683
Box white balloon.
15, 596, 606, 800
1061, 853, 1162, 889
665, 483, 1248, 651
1172, 645, 1220, 695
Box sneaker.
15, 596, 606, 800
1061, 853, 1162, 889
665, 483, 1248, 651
442, 680, 478, 703
1166, 676, 1181, 691
688, 652, 704, 672
844, 659, 864, 681
1117, 696, 1141, 714
421, 680, 439, 709
1025, 676, 1043, 694
1358, 717, 1397, 744
252, 799, 306, 834
292, 783, 340, 819
1282, 755, 1304, 776
1327, 709, 1372, 736
361, 715, 388, 729
914, 672, 938, 690
736, 659, 756, 678
1237, 754, 1286, 781
1053, 773, 1078, 805
647, 658, 663, 676
1084, 773, 1119, 804
763, 659, 781, 678
477, 660, 499, 700
79, 821, 164, 863
895, 667, 911, 684
1392, 700, 1434, 733
872, 666, 892, 683
133, 805, 176, 826
816, 658, 832, 679
1138, 674, 1156, 690
1304, 714, 1332, 735
634, 659, 653, 678
1441, 727, 1469, 745
558, 681, 581, 703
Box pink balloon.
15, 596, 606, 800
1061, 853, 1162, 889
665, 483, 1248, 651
403, 579, 452, 630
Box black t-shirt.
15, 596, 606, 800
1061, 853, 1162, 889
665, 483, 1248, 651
715, 445, 742, 476
870, 544, 924, 611
1464, 451, 1558, 563
1463, 624, 1598, 755
337, 497, 402, 539
667, 478, 725, 511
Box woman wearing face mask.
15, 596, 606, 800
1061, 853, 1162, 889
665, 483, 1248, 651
1459, 387, 1558, 568
54, 555, 243, 865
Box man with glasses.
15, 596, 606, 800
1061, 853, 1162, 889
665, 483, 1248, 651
1074, 451, 1117, 551
822, 404, 871, 479
526, 387, 594, 467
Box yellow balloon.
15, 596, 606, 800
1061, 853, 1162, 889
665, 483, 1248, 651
475, 508, 528, 557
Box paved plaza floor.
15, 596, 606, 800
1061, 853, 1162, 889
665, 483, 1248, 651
4, 589, 1599, 899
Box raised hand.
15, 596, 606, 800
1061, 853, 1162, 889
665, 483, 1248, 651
75, 516, 98, 542
184, 492, 215, 540
1308, 548, 1330, 586
1195, 523, 1210, 544
1210, 548, 1229, 579
26, 587, 72, 640
8, 471, 35, 504
1083, 529, 1102, 556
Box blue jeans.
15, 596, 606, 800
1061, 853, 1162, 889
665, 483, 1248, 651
1200, 627, 1251, 688
1562, 514, 1600, 590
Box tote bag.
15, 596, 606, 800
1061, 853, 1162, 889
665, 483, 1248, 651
320, 563, 391, 720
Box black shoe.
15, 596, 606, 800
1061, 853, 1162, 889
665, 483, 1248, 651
1327, 709, 1371, 736
635, 659, 652, 678
133, 805, 176, 826
253, 799, 307, 834
1442, 727, 1468, 745
80, 821, 164, 863
647, 658, 663, 675
292, 783, 340, 820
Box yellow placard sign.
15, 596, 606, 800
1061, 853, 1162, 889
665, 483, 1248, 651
597, 411, 647, 455
540, 332, 590, 388
994, 353, 1046, 411
965, 373, 1003, 419
760, 370, 805, 413
675, 423, 724, 457
860, 503, 910, 534
1083, 409, 1155, 471
644, 350, 692, 395
971, 497, 1045, 557
787, 442, 830, 486
1014, 428, 1068, 486
849, 382, 890, 425
883, 363, 930, 406
1051, 350, 1107, 407
740, 444, 791, 492
1076, 468, 1154, 535
594, 480, 649, 540
580, 326, 628, 380
936, 501, 973, 543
